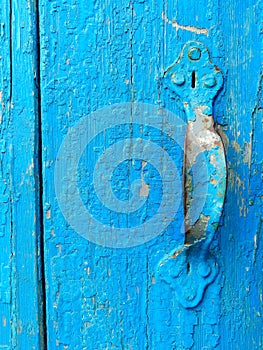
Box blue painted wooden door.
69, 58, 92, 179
0, 0, 262, 349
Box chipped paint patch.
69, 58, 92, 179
162, 12, 209, 36
140, 161, 150, 197
46, 210, 51, 219
232, 140, 241, 153
26, 160, 35, 176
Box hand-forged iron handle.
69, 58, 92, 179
158, 41, 227, 308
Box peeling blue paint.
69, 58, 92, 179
0, 0, 262, 349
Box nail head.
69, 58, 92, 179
198, 262, 211, 278
171, 72, 185, 86
203, 74, 217, 88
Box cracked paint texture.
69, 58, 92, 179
39, 0, 262, 348
0, 0, 262, 349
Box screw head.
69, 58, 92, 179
203, 74, 217, 88
188, 47, 202, 61
198, 262, 211, 278
185, 288, 197, 301
171, 72, 185, 86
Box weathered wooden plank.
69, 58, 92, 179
39, 0, 184, 347
0, 0, 44, 348
129, 1, 229, 348
0, 1, 12, 346
217, 1, 263, 349
39, 1, 137, 348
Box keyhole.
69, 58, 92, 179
187, 262, 191, 274
191, 71, 196, 88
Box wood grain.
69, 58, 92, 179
0, 0, 45, 348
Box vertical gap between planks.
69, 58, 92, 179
35, 0, 48, 348
9, 0, 12, 103
9, 0, 14, 345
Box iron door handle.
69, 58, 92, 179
159, 42, 227, 308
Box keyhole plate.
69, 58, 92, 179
165, 41, 223, 120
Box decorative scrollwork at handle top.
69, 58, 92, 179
158, 41, 227, 308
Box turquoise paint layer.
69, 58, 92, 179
0, 1, 12, 346
39, 0, 262, 349
0, 0, 45, 348
0, 0, 261, 348
217, 1, 263, 349
39, 1, 186, 347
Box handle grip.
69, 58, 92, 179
159, 42, 227, 308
